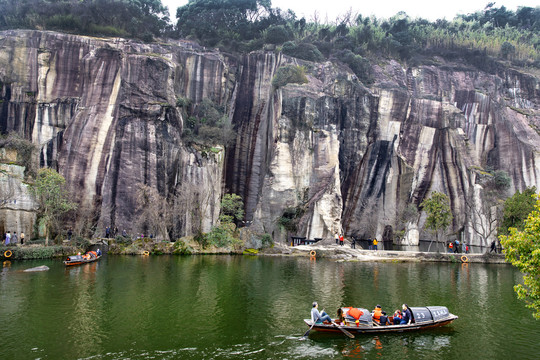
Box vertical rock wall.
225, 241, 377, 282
0, 30, 538, 246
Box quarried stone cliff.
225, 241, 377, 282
0, 30, 538, 246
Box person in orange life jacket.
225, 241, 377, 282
400, 304, 412, 325
339, 234, 344, 246
392, 309, 402, 325
311, 302, 332, 324
343, 307, 364, 326
372, 305, 390, 325
448, 242, 454, 253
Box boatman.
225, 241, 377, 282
311, 302, 332, 324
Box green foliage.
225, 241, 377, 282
176, 0, 272, 47
172, 239, 193, 255
181, 99, 235, 146
0, 0, 170, 41
176, 97, 191, 108
114, 235, 133, 245
422, 191, 453, 232
2, 245, 73, 260
0, 133, 36, 177
278, 206, 304, 233
205, 223, 237, 248
281, 41, 324, 62
501, 41, 516, 59
499, 187, 537, 236
220, 193, 244, 223
264, 25, 292, 45
260, 233, 273, 247
336, 50, 373, 85
421, 191, 453, 251
499, 195, 540, 319
31, 168, 76, 245
492, 170, 512, 191
272, 65, 308, 88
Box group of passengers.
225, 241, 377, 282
372, 304, 412, 325
311, 302, 412, 326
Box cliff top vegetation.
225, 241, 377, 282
1, 1, 538, 78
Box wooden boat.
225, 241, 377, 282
304, 306, 458, 335
64, 251, 101, 266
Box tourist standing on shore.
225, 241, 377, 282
5, 231, 11, 245
12, 232, 18, 245
20, 232, 25, 245
339, 234, 344, 246
373, 238, 378, 250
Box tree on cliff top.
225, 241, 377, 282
0, 0, 170, 41
421, 191, 453, 252
499, 194, 540, 319
32, 168, 75, 246
176, 0, 273, 46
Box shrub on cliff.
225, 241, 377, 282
31, 168, 76, 246
181, 99, 235, 147
281, 41, 324, 62
272, 65, 308, 88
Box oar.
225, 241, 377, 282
332, 322, 355, 338
302, 322, 316, 338
302, 308, 325, 338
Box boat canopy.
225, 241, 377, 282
410, 306, 450, 323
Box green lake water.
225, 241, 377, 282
1, 255, 539, 359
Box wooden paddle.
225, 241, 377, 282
302, 322, 316, 338
302, 308, 325, 338
332, 322, 355, 338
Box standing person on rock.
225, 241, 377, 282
20, 232, 25, 245
339, 234, 344, 246
335, 233, 339, 245
373, 238, 378, 250
5, 231, 10, 245
12, 231, 18, 245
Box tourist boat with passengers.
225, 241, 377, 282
63, 250, 101, 266
304, 306, 458, 336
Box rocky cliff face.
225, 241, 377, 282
0, 30, 538, 246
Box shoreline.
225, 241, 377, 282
1, 242, 507, 264
278, 244, 507, 264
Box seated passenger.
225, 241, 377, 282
400, 304, 412, 325
343, 307, 364, 326
311, 302, 332, 324
392, 309, 402, 325
372, 305, 390, 325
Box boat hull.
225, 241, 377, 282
304, 314, 458, 335
64, 255, 101, 266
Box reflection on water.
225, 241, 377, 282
0, 256, 539, 359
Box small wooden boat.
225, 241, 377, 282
64, 251, 101, 266
304, 306, 458, 335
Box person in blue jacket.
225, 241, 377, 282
311, 302, 332, 324
400, 304, 412, 325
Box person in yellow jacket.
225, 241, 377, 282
373, 238, 378, 250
